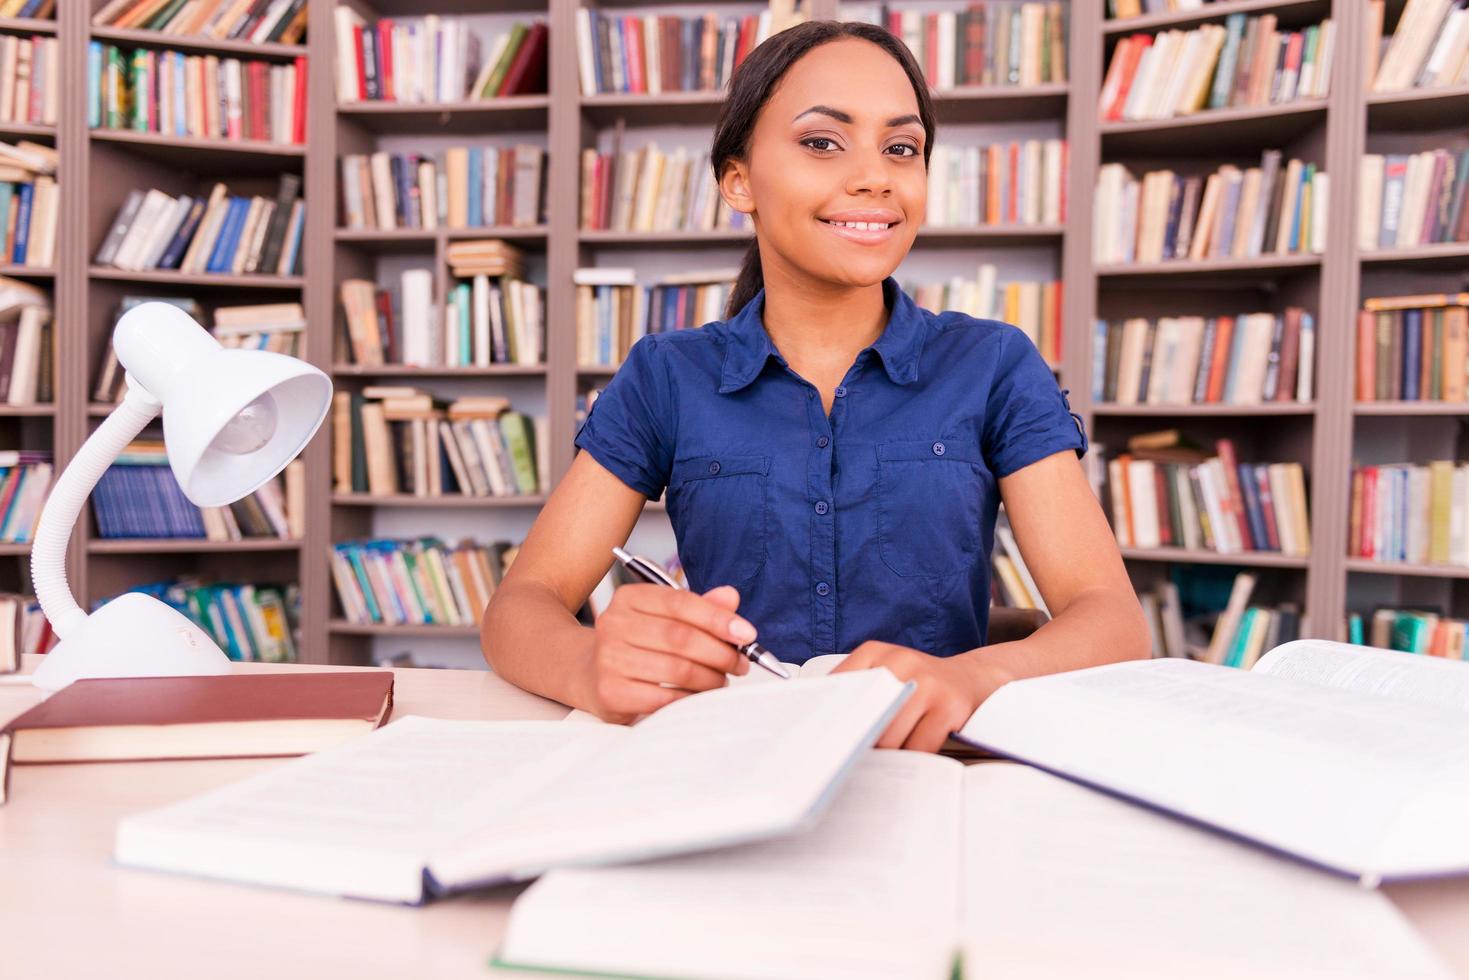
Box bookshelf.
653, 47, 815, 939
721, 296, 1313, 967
15, 0, 1460, 668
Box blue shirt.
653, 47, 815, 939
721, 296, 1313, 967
574, 275, 1088, 665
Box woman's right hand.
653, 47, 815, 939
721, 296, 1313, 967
588, 583, 758, 724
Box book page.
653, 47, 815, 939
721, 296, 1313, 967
429, 669, 911, 888
1256, 639, 1469, 711
496, 750, 962, 980
963, 764, 1453, 980
957, 659, 1469, 881
115, 717, 620, 903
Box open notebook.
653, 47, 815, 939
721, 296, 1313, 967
956, 639, 1469, 884
495, 758, 1453, 980
114, 669, 913, 904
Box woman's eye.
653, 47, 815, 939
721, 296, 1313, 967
889, 144, 919, 157
803, 137, 838, 152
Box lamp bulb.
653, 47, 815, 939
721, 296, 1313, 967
212, 393, 279, 455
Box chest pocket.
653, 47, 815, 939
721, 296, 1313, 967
666, 453, 770, 592
876, 438, 986, 577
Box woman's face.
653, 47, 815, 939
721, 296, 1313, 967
724, 37, 928, 290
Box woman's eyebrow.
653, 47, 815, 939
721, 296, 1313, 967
792, 105, 922, 128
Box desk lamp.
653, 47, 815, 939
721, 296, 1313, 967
28, 303, 331, 691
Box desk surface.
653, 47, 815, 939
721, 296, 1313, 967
2, 656, 1467, 980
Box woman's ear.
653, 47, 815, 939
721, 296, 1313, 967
719, 159, 755, 215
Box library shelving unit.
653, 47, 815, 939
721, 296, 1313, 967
26, 0, 1460, 667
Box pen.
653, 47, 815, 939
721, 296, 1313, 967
611, 547, 791, 679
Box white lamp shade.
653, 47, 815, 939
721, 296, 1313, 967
164, 348, 330, 506
112, 301, 331, 507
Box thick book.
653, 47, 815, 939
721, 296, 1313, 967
494, 757, 1452, 980
114, 669, 913, 904
956, 640, 1469, 884
1, 671, 394, 768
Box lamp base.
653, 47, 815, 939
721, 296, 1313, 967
30, 592, 232, 691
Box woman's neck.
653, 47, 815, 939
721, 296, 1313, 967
757, 264, 890, 376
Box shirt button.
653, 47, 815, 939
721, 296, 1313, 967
708, 460, 721, 474
814, 501, 828, 515
816, 582, 830, 596
817, 436, 829, 448
834, 386, 847, 398
932, 441, 945, 456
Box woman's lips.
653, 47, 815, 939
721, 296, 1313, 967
818, 217, 900, 244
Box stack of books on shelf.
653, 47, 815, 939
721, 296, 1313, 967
92, 0, 307, 43
574, 10, 781, 96
0, 2, 53, 19
0, 33, 57, 127
905, 270, 1061, 367
1356, 293, 1468, 402
1093, 308, 1315, 406
1350, 460, 1469, 567
92, 296, 201, 403
212, 301, 305, 356
0, 275, 52, 406
1133, 567, 1302, 665
1101, 13, 1334, 123
91, 442, 303, 542
574, 268, 734, 369
990, 515, 1048, 613
1358, 149, 1469, 252
332, 389, 545, 499
0, 139, 57, 269
445, 238, 525, 278
579, 142, 749, 234
926, 139, 1066, 228
95, 176, 305, 278
1106, 430, 1311, 557
1201, 570, 1302, 669
339, 269, 542, 368
88, 44, 307, 144
113, 579, 299, 663
339, 146, 547, 231
1348, 606, 1469, 658
333, 10, 548, 102
1366, 0, 1469, 93
1094, 152, 1327, 264
0, 449, 50, 544
330, 537, 514, 628
842, 2, 1068, 89
0, 592, 55, 673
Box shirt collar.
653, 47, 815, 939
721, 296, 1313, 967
718, 276, 924, 394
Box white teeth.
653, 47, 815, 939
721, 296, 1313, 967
826, 220, 891, 230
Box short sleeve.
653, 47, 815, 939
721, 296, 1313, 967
982, 325, 1089, 478
574, 335, 675, 499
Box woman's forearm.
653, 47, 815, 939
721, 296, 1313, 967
481, 580, 599, 711
965, 586, 1151, 687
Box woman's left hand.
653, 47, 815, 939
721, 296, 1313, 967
832, 642, 1012, 753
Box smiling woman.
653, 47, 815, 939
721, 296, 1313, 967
481, 20, 1151, 753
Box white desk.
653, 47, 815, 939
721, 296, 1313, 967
2, 656, 1467, 980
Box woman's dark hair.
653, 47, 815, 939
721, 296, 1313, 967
712, 20, 937, 320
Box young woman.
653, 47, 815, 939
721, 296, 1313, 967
482, 20, 1149, 752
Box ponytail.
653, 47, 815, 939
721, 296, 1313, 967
724, 240, 764, 320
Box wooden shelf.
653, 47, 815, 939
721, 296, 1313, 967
1096, 253, 1321, 280
88, 267, 304, 290
0, 120, 54, 140
1120, 547, 1310, 569
337, 97, 550, 134
332, 494, 549, 508
1102, 0, 1329, 35
577, 225, 1065, 249
1345, 559, 1469, 580
930, 83, 1069, 124
329, 620, 481, 637
1094, 403, 1316, 417
1367, 83, 1469, 131
0, 403, 54, 417
1359, 243, 1469, 269
334, 226, 549, 252
0, 264, 54, 279
0, 542, 31, 556
332, 364, 547, 378
90, 129, 305, 174
1354, 402, 1469, 416
1100, 100, 1327, 155
88, 538, 303, 554
0, 16, 55, 36
88, 26, 304, 61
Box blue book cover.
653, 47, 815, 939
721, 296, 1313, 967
173, 52, 187, 137
87, 42, 103, 128
683, 18, 698, 91
1402, 309, 1422, 401
598, 285, 612, 364
589, 10, 604, 94
1237, 463, 1269, 552
1092, 320, 1108, 401
468, 148, 483, 226
366, 541, 411, 623
339, 544, 383, 623
206, 198, 245, 273
11, 182, 33, 265
157, 196, 204, 270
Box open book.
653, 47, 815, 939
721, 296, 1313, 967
495, 757, 1452, 980
957, 639, 1469, 884
114, 669, 913, 904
